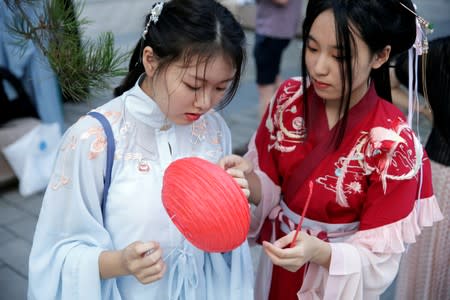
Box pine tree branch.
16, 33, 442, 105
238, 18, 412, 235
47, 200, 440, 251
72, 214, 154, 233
6, 0, 128, 102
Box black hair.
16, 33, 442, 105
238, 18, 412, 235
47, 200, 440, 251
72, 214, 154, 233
301, 0, 417, 147
114, 0, 246, 110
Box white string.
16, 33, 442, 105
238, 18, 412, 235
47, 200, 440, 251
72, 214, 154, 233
407, 48, 414, 127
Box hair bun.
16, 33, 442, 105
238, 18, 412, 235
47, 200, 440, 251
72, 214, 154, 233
389, 0, 417, 55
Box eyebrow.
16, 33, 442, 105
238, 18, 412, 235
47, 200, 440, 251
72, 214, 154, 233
185, 73, 235, 84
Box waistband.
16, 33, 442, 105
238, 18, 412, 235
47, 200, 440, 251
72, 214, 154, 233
271, 200, 360, 242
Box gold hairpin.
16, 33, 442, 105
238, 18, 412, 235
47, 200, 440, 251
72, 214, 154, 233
399, 2, 434, 33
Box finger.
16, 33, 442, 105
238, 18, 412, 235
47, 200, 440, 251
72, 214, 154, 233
263, 244, 295, 267
262, 242, 307, 270
242, 188, 250, 198
264, 248, 305, 269
272, 231, 297, 249
233, 177, 249, 190
139, 261, 167, 284
143, 248, 156, 257
137, 241, 160, 257
143, 248, 164, 267
262, 240, 298, 259
226, 168, 245, 179
218, 155, 239, 169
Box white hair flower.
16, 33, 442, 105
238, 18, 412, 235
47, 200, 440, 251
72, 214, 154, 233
150, 2, 164, 23
142, 2, 165, 39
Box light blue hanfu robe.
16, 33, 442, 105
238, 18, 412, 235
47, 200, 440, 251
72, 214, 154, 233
28, 79, 254, 300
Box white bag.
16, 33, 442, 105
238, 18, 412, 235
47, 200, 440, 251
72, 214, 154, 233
2, 122, 61, 196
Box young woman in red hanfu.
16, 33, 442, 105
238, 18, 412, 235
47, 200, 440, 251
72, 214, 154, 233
220, 0, 444, 299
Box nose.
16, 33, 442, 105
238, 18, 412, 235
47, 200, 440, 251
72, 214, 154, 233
313, 53, 329, 76
194, 90, 213, 111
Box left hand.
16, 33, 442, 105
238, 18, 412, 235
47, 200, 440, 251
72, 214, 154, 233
262, 230, 331, 272
218, 154, 253, 198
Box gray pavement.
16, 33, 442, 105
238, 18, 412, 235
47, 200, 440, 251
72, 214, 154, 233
0, 0, 448, 299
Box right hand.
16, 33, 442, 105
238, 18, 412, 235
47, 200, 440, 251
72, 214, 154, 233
121, 241, 166, 284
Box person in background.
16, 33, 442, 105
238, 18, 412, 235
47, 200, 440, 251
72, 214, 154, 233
390, 35, 450, 300
220, 0, 443, 299
253, 0, 303, 118
0, 1, 64, 130
28, 1, 254, 299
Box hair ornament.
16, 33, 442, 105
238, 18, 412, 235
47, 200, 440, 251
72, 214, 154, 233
399, 3, 433, 32
142, 2, 165, 39
399, 2, 434, 131
399, 2, 433, 55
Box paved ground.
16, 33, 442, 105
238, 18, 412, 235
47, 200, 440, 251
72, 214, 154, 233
0, 0, 448, 298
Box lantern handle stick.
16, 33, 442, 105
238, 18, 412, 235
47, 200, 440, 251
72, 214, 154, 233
289, 181, 314, 248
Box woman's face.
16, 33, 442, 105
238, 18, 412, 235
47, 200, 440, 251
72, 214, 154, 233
305, 9, 383, 106
143, 52, 235, 125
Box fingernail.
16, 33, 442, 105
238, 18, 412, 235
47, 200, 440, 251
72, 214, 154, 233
144, 248, 155, 256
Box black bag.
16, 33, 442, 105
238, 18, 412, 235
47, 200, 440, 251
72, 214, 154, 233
0, 67, 39, 125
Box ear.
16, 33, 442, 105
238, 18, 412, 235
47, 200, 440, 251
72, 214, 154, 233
142, 46, 159, 77
372, 45, 392, 69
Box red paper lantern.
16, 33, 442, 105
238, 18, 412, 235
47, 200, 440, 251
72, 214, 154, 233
162, 157, 250, 252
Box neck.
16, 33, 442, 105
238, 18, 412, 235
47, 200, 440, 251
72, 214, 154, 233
323, 82, 371, 129
140, 75, 155, 100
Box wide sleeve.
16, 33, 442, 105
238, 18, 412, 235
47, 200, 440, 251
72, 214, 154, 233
300, 123, 443, 300
216, 112, 232, 157
28, 116, 122, 300
245, 79, 305, 240
245, 133, 281, 241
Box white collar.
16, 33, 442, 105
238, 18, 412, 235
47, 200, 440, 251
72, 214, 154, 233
124, 75, 172, 130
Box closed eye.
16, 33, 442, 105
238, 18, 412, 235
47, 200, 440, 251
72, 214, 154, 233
185, 83, 201, 91
306, 45, 318, 52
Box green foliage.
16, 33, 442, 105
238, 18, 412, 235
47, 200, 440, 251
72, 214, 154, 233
5, 0, 128, 102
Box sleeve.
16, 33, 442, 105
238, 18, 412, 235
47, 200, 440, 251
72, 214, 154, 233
355, 123, 443, 247
246, 78, 303, 240
217, 112, 232, 156
28, 116, 122, 300
245, 133, 281, 241
299, 123, 443, 300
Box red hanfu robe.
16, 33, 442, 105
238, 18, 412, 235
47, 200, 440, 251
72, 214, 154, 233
247, 77, 443, 300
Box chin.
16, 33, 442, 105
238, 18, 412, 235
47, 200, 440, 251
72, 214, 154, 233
314, 90, 338, 101
174, 118, 193, 126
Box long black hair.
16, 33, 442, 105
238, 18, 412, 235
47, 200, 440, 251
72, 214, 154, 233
301, 0, 416, 147
114, 0, 246, 110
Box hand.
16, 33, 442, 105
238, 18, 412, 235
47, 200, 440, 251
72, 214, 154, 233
226, 167, 250, 198
262, 231, 331, 272
218, 154, 253, 174
121, 241, 167, 284
218, 154, 254, 198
